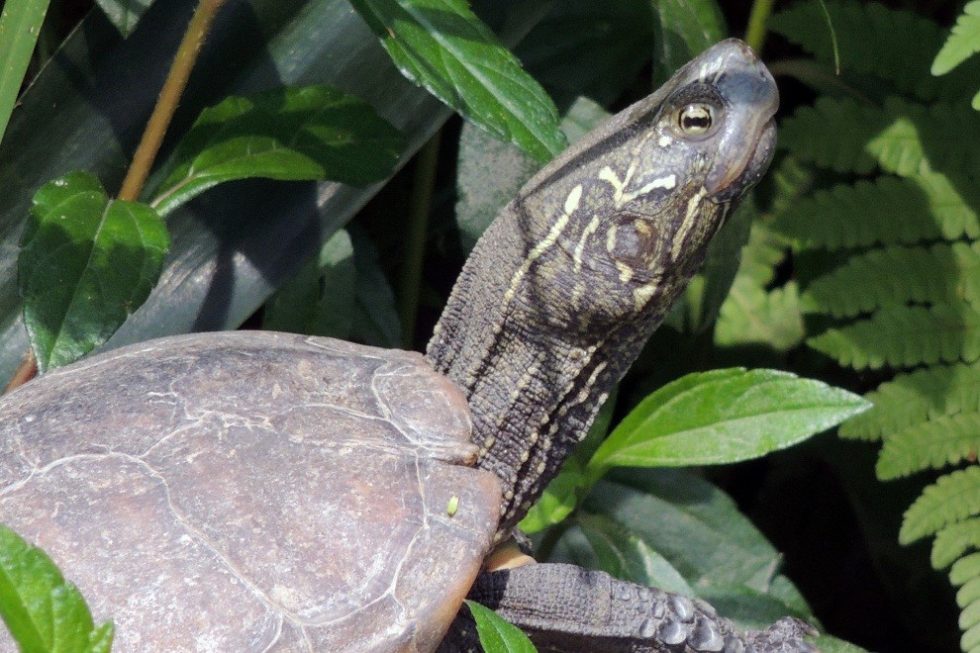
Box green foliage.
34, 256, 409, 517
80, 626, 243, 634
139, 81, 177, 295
587, 368, 868, 472
0, 524, 113, 653
465, 601, 537, 653
770, 1, 980, 649
931, 1, 980, 108
151, 86, 406, 216
348, 0, 566, 163
19, 172, 169, 372
0, 0, 50, 146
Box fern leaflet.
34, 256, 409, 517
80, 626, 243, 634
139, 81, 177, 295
803, 242, 980, 317
953, 552, 980, 586
876, 412, 980, 479
780, 96, 980, 177
901, 466, 980, 543
809, 304, 980, 369
773, 173, 978, 249
931, 1, 980, 81
771, 0, 979, 103
934, 517, 980, 569
840, 362, 980, 441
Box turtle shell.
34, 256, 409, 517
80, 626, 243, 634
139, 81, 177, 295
0, 331, 501, 652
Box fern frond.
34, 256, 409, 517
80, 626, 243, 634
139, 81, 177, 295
771, 0, 947, 100
876, 412, 980, 479
840, 362, 980, 440
803, 242, 980, 317
901, 467, 980, 544
932, 1, 980, 76
952, 554, 980, 652
780, 96, 980, 177
934, 516, 980, 569
767, 156, 816, 224
808, 304, 980, 369
715, 280, 804, 351
772, 173, 979, 249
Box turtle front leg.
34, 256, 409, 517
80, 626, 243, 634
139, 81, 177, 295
439, 563, 818, 653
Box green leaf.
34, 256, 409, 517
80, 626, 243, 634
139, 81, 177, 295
151, 86, 405, 216
549, 470, 812, 625
773, 173, 979, 250
574, 513, 694, 595
0, 0, 51, 145
933, 517, 980, 569
901, 467, 980, 544
877, 412, 980, 480
93, 0, 153, 36
349, 0, 565, 163
465, 600, 537, 653
349, 228, 401, 348
780, 96, 980, 177
808, 304, 980, 370
263, 229, 356, 338
0, 524, 114, 653
19, 171, 169, 372
840, 362, 980, 441
651, 0, 726, 85
932, 1, 980, 76
771, 0, 977, 103
803, 242, 980, 318
587, 368, 869, 471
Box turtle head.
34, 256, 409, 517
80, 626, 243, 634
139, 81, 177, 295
428, 40, 779, 533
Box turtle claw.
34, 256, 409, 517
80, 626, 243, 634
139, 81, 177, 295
744, 617, 820, 653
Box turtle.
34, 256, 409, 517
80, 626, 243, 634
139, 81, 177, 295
0, 38, 816, 652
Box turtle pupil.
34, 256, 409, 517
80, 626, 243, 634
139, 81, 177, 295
678, 104, 712, 134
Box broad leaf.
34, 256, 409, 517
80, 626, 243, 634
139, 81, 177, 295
0, 524, 114, 653
19, 171, 169, 372
465, 600, 537, 653
588, 368, 869, 472
549, 470, 812, 621
151, 86, 405, 216
349, 0, 565, 163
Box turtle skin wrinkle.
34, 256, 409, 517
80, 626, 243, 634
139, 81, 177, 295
0, 40, 818, 653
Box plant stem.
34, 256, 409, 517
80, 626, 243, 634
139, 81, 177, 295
744, 0, 774, 53
398, 131, 441, 349
117, 0, 227, 201
3, 351, 36, 393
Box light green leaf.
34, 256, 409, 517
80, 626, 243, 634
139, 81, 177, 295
808, 304, 980, 370
932, 1, 980, 76
151, 86, 405, 216
93, 0, 153, 36
19, 171, 169, 372
587, 369, 869, 472
901, 467, 980, 544
877, 412, 980, 480
465, 600, 537, 653
0, 0, 51, 146
349, 0, 565, 163
0, 524, 114, 653
840, 362, 980, 441
933, 517, 980, 569
349, 229, 401, 348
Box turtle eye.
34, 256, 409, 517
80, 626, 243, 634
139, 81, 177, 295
676, 103, 713, 136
